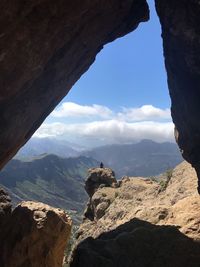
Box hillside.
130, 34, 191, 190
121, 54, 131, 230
84, 139, 183, 177
0, 155, 98, 223
15, 138, 183, 178
70, 162, 200, 266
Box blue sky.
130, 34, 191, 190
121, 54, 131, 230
65, 0, 170, 110
34, 1, 174, 147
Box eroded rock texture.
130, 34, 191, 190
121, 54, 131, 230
70, 162, 200, 266
0, 188, 11, 228
0, 0, 149, 168
0, 201, 72, 267
155, 1, 200, 191
85, 167, 117, 198
84, 167, 118, 221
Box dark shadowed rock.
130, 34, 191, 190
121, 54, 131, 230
0, 188, 11, 228
155, 0, 200, 190
70, 218, 200, 267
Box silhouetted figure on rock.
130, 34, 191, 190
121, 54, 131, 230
100, 162, 104, 168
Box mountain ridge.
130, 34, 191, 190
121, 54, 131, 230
0, 155, 99, 223
83, 139, 182, 177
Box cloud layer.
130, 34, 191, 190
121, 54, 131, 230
34, 101, 174, 147
118, 105, 171, 121
51, 102, 113, 119
51, 102, 171, 122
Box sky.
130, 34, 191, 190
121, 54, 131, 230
34, 0, 174, 148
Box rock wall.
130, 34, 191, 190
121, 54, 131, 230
155, 0, 200, 191
0, 0, 149, 169
70, 163, 200, 266
0, 200, 72, 267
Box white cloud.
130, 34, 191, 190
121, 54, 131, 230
51, 102, 171, 122
34, 120, 174, 145
36, 103, 173, 146
51, 102, 113, 119
117, 105, 171, 121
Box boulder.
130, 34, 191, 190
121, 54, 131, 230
85, 168, 118, 198
0, 201, 72, 267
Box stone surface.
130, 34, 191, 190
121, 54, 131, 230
85, 167, 117, 198
0, 188, 11, 228
84, 168, 118, 221
0, 201, 72, 267
155, 0, 200, 191
71, 219, 200, 267
0, 0, 149, 169
70, 162, 200, 266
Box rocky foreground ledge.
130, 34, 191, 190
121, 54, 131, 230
0, 197, 72, 267
70, 162, 200, 267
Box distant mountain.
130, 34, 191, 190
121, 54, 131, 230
83, 140, 183, 178
0, 155, 99, 223
15, 137, 85, 159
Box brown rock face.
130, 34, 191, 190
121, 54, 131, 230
84, 167, 117, 221
85, 168, 117, 198
70, 162, 200, 266
0, 201, 72, 267
155, 0, 200, 191
0, 0, 149, 168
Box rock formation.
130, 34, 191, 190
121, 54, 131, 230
0, 0, 149, 169
84, 167, 118, 221
0, 188, 11, 228
0, 200, 72, 267
70, 163, 200, 266
155, 0, 200, 192
85, 167, 118, 198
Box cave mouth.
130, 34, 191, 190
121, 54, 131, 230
29, 0, 172, 150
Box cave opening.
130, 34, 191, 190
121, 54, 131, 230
0, 0, 186, 216
0, 1, 199, 266
0, 0, 184, 211
31, 0, 173, 148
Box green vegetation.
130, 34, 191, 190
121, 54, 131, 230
159, 168, 173, 192
0, 155, 98, 223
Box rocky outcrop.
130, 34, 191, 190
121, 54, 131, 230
70, 162, 200, 266
155, 1, 200, 191
0, 200, 72, 267
0, 0, 149, 169
85, 168, 118, 198
84, 168, 117, 221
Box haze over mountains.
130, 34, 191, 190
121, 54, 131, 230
15, 137, 83, 159
84, 139, 183, 177
16, 137, 183, 177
